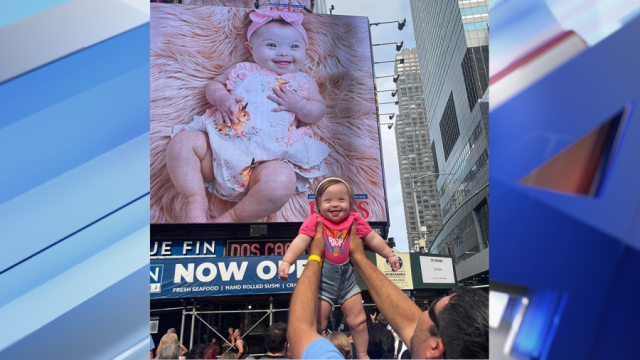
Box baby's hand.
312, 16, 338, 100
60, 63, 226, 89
388, 254, 400, 271
279, 261, 291, 281
268, 86, 304, 114
216, 94, 245, 126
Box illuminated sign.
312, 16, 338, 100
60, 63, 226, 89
150, 240, 224, 258
227, 240, 306, 257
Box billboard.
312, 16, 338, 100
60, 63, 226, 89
419, 256, 456, 284
376, 252, 413, 290
150, 4, 387, 224
150, 255, 310, 298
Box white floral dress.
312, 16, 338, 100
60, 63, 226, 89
175, 62, 330, 202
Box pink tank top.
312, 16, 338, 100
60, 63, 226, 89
299, 213, 373, 264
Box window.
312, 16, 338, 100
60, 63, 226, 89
439, 93, 460, 161
461, 50, 479, 112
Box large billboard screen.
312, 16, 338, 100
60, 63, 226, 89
150, 4, 387, 224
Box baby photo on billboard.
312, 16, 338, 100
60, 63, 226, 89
151, 2, 387, 223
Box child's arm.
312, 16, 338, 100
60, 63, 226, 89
279, 233, 313, 280
363, 231, 400, 271
268, 76, 325, 124
206, 66, 245, 126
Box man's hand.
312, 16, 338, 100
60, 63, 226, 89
216, 94, 245, 126
279, 261, 291, 281
268, 86, 305, 114
387, 254, 400, 271
349, 222, 366, 262
310, 219, 325, 259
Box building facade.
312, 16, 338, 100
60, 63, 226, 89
409, 0, 489, 285
393, 48, 444, 253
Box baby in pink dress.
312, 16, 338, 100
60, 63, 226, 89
279, 177, 400, 359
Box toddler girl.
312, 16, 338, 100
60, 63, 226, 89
278, 177, 400, 359
166, 10, 330, 223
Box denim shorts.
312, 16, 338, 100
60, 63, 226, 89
319, 260, 361, 306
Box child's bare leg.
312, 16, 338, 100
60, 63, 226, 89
166, 131, 214, 223
316, 299, 332, 334
342, 293, 369, 359
212, 160, 296, 222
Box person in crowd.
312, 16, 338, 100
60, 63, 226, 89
157, 344, 181, 359
185, 344, 207, 359
327, 332, 353, 359
366, 322, 395, 359
222, 327, 236, 350
220, 352, 237, 359
234, 328, 250, 359
287, 219, 345, 359
167, 328, 189, 356
204, 337, 219, 359
342, 330, 358, 360
150, 335, 156, 359
347, 223, 489, 359
156, 333, 180, 359
263, 322, 288, 358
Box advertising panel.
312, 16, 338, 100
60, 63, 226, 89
376, 252, 413, 290
150, 4, 387, 224
227, 239, 300, 256
420, 256, 456, 284
150, 255, 309, 298
150, 240, 224, 258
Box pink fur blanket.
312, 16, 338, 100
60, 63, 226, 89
150, 3, 386, 223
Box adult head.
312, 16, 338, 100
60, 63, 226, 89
265, 322, 288, 354
411, 287, 488, 359
327, 332, 352, 359
185, 344, 207, 359
156, 333, 179, 357
367, 322, 395, 359
234, 328, 245, 341
220, 352, 237, 359
157, 344, 180, 359
377, 313, 389, 327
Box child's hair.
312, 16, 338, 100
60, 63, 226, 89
314, 177, 356, 213
327, 332, 352, 359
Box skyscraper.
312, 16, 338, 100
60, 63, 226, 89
393, 48, 443, 253
409, 0, 489, 285
459, 0, 489, 106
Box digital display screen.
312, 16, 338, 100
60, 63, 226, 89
150, 4, 387, 224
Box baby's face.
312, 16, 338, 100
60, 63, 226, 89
246, 21, 306, 74
319, 183, 351, 222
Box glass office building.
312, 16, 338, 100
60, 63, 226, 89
409, 0, 489, 285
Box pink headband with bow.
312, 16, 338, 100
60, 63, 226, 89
247, 10, 308, 45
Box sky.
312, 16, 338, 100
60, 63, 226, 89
331, 0, 417, 252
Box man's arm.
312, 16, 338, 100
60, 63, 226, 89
236, 340, 244, 359
349, 223, 423, 350
287, 219, 325, 359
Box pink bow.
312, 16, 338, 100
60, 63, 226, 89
247, 10, 308, 45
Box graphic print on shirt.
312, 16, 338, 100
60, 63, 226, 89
324, 226, 349, 260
